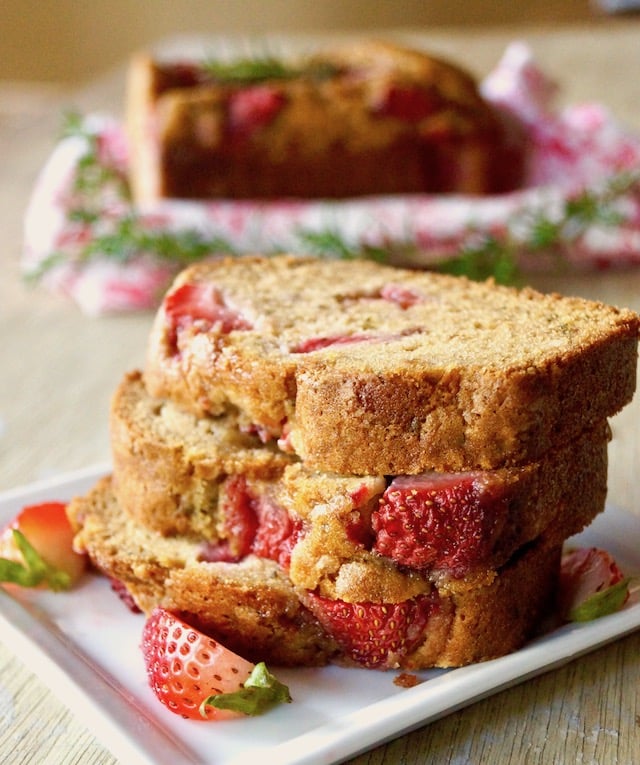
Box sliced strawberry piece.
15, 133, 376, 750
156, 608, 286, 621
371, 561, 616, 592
379, 283, 423, 308
344, 509, 375, 549
0, 502, 86, 590
251, 496, 303, 569
164, 282, 252, 352
291, 333, 374, 353
141, 608, 290, 720
199, 476, 259, 563
227, 85, 286, 137
559, 547, 629, 621
198, 478, 302, 569
109, 577, 142, 613
375, 84, 439, 122
372, 473, 509, 577
305, 592, 438, 668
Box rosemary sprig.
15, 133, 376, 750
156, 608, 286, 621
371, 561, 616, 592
61, 111, 130, 219
292, 227, 389, 263
25, 215, 237, 284
437, 170, 640, 284
202, 55, 339, 85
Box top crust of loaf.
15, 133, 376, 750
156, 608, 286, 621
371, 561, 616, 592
145, 255, 639, 474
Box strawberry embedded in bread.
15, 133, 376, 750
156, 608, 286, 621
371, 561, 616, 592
304, 592, 440, 669
372, 472, 510, 577
144, 255, 639, 475
126, 40, 527, 202
198, 475, 303, 569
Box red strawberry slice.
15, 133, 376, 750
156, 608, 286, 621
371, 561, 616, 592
198, 477, 302, 569
372, 473, 509, 577
199, 476, 259, 563
251, 496, 303, 569
375, 84, 439, 122
305, 592, 438, 668
227, 85, 286, 136
141, 608, 290, 720
0, 502, 86, 590
559, 547, 629, 621
164, 282, 252, 352
291, 333, 374, 353
109, 577, 143, 613
379, 283, 423, 308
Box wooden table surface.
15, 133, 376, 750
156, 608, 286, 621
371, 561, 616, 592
1, 20, 640, 765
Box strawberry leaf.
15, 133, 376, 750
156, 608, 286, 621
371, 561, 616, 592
568, 577, 631, 622
199, 662, 291, 717
0, 529, 72, 592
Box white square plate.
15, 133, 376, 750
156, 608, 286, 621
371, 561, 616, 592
1, 465, 639, 765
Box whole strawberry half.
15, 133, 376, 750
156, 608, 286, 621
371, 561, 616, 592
141, 608, 290, 720
372, 473, 509, 577
0, 502, 86, 590
305, 592, 438, 669
559, 547, 630, 622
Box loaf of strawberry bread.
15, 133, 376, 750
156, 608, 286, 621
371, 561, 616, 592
126, 39, 526, 202
67, 475, 562, 669
144, 255, 639, 475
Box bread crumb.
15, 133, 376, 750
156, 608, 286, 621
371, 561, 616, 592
394, 672, 421, 688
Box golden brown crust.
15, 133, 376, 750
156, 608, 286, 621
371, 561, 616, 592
407, 542, 561, 668
126, 40, 524, 201
144, 255, 639, 474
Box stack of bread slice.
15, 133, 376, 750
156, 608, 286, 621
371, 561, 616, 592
68, 255, 639, 669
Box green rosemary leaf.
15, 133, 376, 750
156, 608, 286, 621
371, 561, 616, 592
293, 227, 388, 263
202, 55, 339, 85
527, 214, 562, 251
76, 215, 237, 267
437, 234, 520, 285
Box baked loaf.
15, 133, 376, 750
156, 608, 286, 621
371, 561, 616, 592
126, 39, 526, 202
111, 370, 609, 594
67, 475, 562, 669
144, 255, 640, 475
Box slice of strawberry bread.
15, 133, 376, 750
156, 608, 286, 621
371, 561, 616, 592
144, 255, 639, 475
